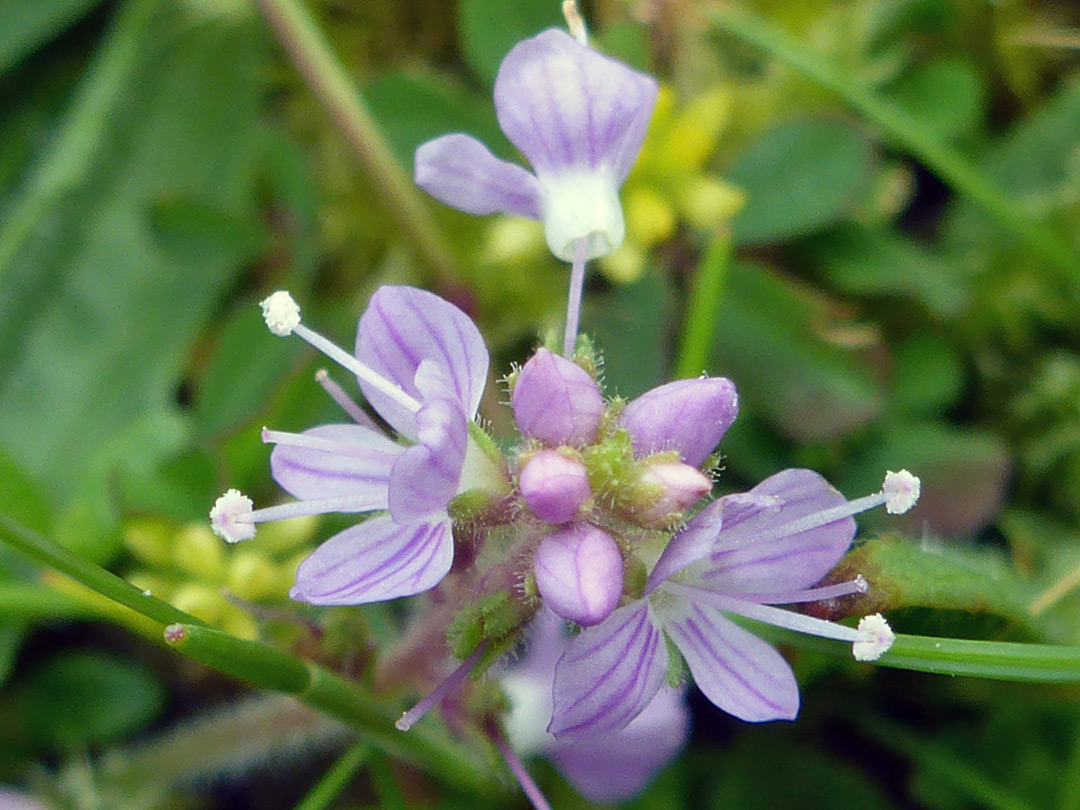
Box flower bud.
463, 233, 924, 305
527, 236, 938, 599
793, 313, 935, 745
635, 461, 711, 525
534, 524, 623, 626
513, 349, 604, 447
620, 377, 738, 467
519, 450, 592, 524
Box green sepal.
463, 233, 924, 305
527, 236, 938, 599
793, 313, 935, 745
448, 591, 531, 661
625, 556, 648, 601
664, 633, 687, 689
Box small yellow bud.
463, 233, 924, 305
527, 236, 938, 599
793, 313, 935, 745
174, 524, 227, 582
679, 176, 746, 231
125, 571, 176, 602
221, 610, 260, 641
482, 217, 546, 264
227, 552, 283, 602
625, 186, 677, 247
124, 519, 175, 567
170, 584, 231, 626
600, 242, 647, 284
253, 514, 319, 557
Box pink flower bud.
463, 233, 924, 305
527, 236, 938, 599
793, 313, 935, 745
534, 524, 624, 626
513, 349, 604, 446
620, 377, 738, 466
520, 450, 592, 524
636, 461, 711, 525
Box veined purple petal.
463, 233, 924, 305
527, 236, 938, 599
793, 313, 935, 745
512, 348, 603, 446
660, 598, 799, 722
551, 685, 689, 803
494, 29, 657, 182
290, 515, 453, 605
415, 133, 542, 219
355, 286, 489, 439
549, 600, 667, 740
269, 424, 401, 510
388, 362, 468, 524
647, 499, 723, 592
701, 469, 855, 593
534, 524, 623, 626
620, 377, 738, 467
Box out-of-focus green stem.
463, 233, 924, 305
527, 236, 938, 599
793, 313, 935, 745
293, 742, 369, 810
0, 0, 159, 280
675, 232, 731, 378
708, 5, 1080, 282
251, 0, 460, 286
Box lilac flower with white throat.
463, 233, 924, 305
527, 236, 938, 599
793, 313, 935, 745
209, 286, 506, 605
415, 14, 658, 357
548, 468, 920, 739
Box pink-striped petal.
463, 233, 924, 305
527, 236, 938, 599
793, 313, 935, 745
647, 498, 723, 591
494, 29, 657, 182
269, 424, 401, 510
387, 361, 468, 524
660, 598, 799, 722
549, 600, 667, 740
415, 133, 541, 219
289, 515, 453, 605
701, 469, 855, 594
355, 286, 488, 440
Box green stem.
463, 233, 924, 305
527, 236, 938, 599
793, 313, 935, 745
0, 582, 99, 620
0, 0, 159, 280
0, 517, 502, 794
707, 5, 1080, 281
294, 742, 369, 810
368, 751, 408, 810
755, 619, 1080, 681
251, 0, 460, 286
0, 514, 206, 628
674, 232, 731, 379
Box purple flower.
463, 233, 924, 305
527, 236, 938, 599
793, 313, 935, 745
620, 377, 739, 467
210, 286, 504, 605
0, 790, 51, 810
513, 349, 604, 447
533, 524, 623, 626
502, 608, 689, 803
415, 29, 658, 261
548, 469, 920, 738
518, 449, 592, 524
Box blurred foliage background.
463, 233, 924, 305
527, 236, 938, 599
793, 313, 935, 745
0, 0, 1079, 807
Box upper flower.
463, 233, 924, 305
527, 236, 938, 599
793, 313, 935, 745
210, 286, 505, 606
414, 29, 658, 261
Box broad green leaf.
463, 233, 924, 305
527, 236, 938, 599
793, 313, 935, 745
13, 650, 166, 748
0, 0, 102, 74
799, 222, 970, 317
0, 13, 267, 523
458, 0, 563, 87
888, 334, 964, 417
364, 71, 510, 167
885, 57, 986, 142
727, 118, 875, 245
711, 261, 885, 441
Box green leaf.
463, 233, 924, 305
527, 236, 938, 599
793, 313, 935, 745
364, 71, 510, 167
13, 650, 166, 747
458, 0, 564, 87
889, 334, 964, 417
727, 118, 874, 245
886, 57, 986, 142
0, 450, 52, 537
712, 261, 885, 441
0, 11, 266, 522
840, 423, 1009, 536
799, 222, 970, 317
0, 0, 102, 74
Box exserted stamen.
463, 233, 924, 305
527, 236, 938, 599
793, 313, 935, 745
665, 582, 895, 661
396, 643, 488, 731
259, 291, 422, 414
562, 0, 588, 46
261, 427, 397, 462
489, 720, 554, 810
314, 368, 378, 429
741, 575, 869, 606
